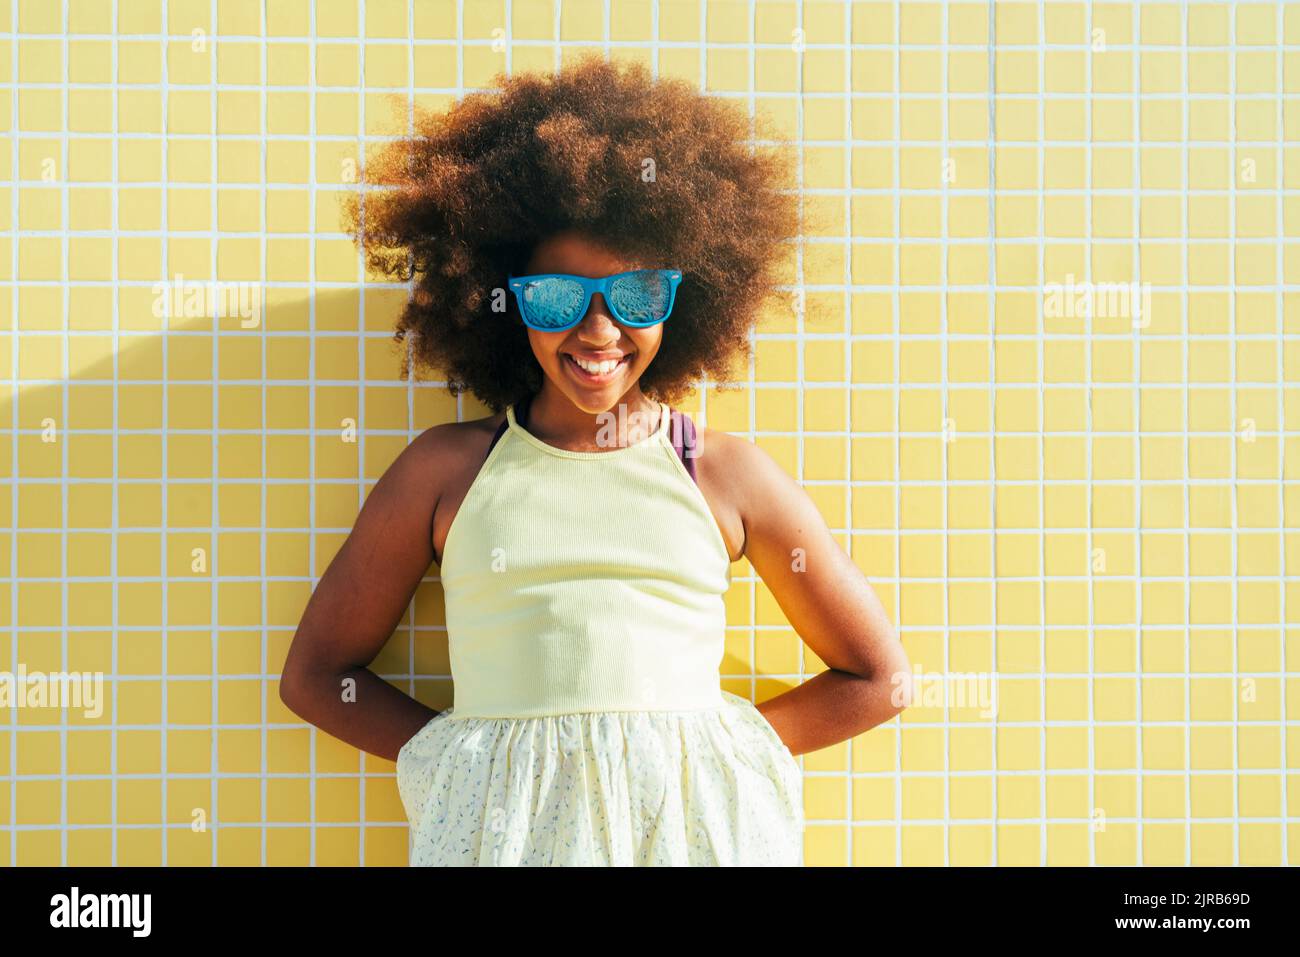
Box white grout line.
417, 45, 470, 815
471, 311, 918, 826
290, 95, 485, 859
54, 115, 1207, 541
356, 0, 368, 867
842, 0, 853, 866
108, 0, 120, 868
1037, 0, 1046, 867
1274, 0, 1287, 869
58, 0, 68, 867
1228, 0, 1239, 867
256, 0, 267, 869
1085, 0, 1095, 868
985, 0, 997, 867
160, 0, 170, 869
305, 0, 318, 867
1181, 0, 1191, 869
1133, 0, 1145, 868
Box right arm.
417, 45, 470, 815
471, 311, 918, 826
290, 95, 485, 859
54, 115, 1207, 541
278, 427, 450, 763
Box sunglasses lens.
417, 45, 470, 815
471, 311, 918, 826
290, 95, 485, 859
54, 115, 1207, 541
519, 277, 585, 329
608, 270, 674, 325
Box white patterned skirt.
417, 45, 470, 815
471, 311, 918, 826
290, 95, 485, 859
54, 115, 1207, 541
395, 689, 804, 866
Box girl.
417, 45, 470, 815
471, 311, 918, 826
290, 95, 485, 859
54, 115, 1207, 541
279, 54, 910, 866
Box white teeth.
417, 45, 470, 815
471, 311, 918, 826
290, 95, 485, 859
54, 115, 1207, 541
572, 355, 623, 375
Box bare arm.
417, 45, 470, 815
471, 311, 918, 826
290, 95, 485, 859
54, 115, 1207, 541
729, 436, 912, 756
278, 428, 449, 763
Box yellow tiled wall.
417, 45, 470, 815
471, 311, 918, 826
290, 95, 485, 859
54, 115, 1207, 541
3, 0, 1296, 866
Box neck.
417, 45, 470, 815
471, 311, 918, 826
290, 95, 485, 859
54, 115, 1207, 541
522, 386, 662, 452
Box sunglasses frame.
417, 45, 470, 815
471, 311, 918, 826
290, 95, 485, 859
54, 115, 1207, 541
506, 269, 683, 332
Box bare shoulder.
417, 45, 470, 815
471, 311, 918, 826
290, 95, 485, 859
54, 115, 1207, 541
687, 421, 780, 561
692, 420, 810, 552
369, 411, 504, 504
691, 422, 747, 468
410, 409, 505, 457
692, 421, 782, 493
412, 410, 507, 481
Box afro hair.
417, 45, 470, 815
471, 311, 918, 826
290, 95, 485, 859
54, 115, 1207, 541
343, 53, 802, 412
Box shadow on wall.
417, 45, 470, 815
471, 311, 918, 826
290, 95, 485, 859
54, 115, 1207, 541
3, 288, 772, 766
1, 286, 468, 763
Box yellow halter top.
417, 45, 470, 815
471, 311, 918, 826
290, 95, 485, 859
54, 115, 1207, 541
437, 400, 733, 719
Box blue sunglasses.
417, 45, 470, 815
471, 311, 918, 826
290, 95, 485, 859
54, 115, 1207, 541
506, 269, 683, 332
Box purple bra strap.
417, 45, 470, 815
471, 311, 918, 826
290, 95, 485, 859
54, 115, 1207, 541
483, 396, 698, 485
671, 407, 699, 484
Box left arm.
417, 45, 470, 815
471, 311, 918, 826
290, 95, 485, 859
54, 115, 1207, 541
726, 435, 912, 756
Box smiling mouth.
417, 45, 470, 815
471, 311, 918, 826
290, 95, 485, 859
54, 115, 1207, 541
563, 353, 633, 382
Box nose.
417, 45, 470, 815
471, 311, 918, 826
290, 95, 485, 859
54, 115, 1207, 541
577, 293, 620, 336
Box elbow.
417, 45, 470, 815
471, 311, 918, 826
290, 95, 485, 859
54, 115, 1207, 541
278, 624, 320, 717
278, 638, 349, 719
278, 645, 314, 718
887, 659, 914, 714
844, 624, 912, 721
277, 662, 303, 716
873, 625, 912, 715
